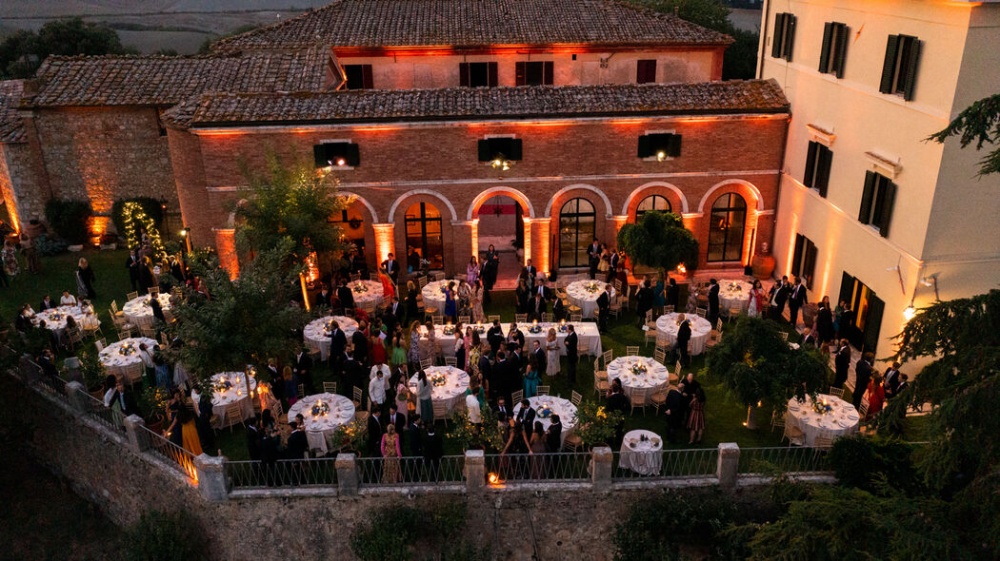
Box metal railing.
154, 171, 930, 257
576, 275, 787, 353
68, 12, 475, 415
138, 425, 199, 483
227, 458, 339, 489
611, 447, 720, 480
738, 446, 831, 475
355, 454, 465, 486
483, 452, 592, 483
78, 389, 126, 432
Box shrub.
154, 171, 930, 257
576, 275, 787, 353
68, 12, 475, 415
33, 233, 68, 256
121, 510, 208, 561
44, 199, 92, 244
828, 435, 922, 494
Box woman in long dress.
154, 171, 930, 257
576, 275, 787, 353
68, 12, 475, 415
545, 328, 560, 377
472, 280, 485, 323
417, 369, 433, 423
2, 239, 19, 278
687, 386, 706, 444
864, 373, 886, 420
381, 424, 402, 483
407, 320, 421, 369
466, 256, 480, 286
523, 358, 540, 398
747, 279, 765, 318
444, 282, 457, 322
76, 257, 97, 299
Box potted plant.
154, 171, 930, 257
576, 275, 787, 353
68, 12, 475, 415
332, 418, 369, 453
447, 406, 505, 452
574, 401, 624, 449
76, 350, 108, 398
138, 386, 169, 433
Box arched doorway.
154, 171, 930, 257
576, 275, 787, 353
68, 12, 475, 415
404, 202, 444, 270
558, 198, 596, 268
707, 193, 747, 263
476, 195, 524, 288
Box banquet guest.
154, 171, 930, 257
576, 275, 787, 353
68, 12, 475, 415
531, 340, 547, 378
381, 424, 402, 483
666, 278, 679, 311
663, 386, 686, 443
102, 375, 118, 407
423, 425, 444, 481
801, 328, 818, 348
675, 317, 692, 367
285, 421, 308, 464
367, 408, 385, 456
126, 248, 141, 291
153, 352, 172, 389
544, 329, 560, 377
407, 247, 421, 274
587, 239, 601, 280
382, 253, 400, 286
370, 328, 387, 366
487, 320, 504, 353
596, 284, 611, 332
467, 255, 480, 285
343, 351, 367, 393
59, 290, 77, 306
515, 398, 536, 431
444, 281, 457, 322
75, 258, 97, 300
833, 339, 851, 389
523, 357, 540, 398
564, 324, 578, 386
747, 280, 765, 319
465, 393, 482, 426
137, 257, 155, 295
524, 259, 538, 291
387, 403, 406, 440
652, 275, 666, 316
384, 295, 404, 335
770, 276, 790, 321
529, 422, 547, 478
687, 386, 706, 444
852, 352, 874, 409
39, 294, 56, 311
292, 346, 315, 395
528, 292, 546, 322
892, 374, 909, 397
472, 280, 486, 323
495, 396, 511, 419
407, 320, 421, 370
416, 370, 433, 423
507, 322, 525, 352
816, 296, 835, 346
282, 366, 299, 407
545, 414, 563, 453
107, 378, 139, 417
707, 279, 720, 326
605, 379, 630, 447
195, 388, 215, 454
864, 373, 886, 420
515, 277, 530, 314
883, 361, 902, 396
336, 278, 355, 312
352, 327, 369, 366
369, 368, 388, 415
788, 276, 807, 328
407, 415, 423, 457
314, 284, 332, 308
149, 296, 166, 325
635, 278, 654, 328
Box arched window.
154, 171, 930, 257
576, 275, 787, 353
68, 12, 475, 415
707, 193, 747, 262
635, 194, 672, 219
558, 198, 595, 268
404, 202, 444, 269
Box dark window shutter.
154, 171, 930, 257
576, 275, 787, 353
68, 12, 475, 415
783, 15, 796, 61
817, 147, 832, 198
515, 62, 526, 86
859, 171, 877, 224
509, 139, 523, 160
543, 61, 554, 85
819, 22, 833, 73
459, 63, 470, 87
879, 35, 900, 93
902, 39, 920, 101
804, 141, 818, 187
362, 65, 373, 89
313, 145, 328, 168
637, 135, 650, 158
877, 180, 896, 238
488, 62, 498, 87
478, 139, 491, 162
804, 241, 818, 287
667, 134, 682, 157
792, 235, 804, 276
834, 25, 849, 78
839, 272, 855, 310
346, 143, 360, 167
772, 14, 785, 58
862, 295, 884, 354
637, 60, 656, 83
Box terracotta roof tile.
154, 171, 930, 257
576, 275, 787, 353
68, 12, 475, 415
215, 0, 731, 52
28, 49, 330, 107
164, 80, 788, 128
0, 80, 25, 143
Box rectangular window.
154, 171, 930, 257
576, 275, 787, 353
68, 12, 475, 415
858, 171, 897, 238
819, 22, 849, 78
803, 141, 833, 197
313, 142, 360, 168
637, 133, 682, 160
343, 64, 373, 90
879, 35, 920, 100
477, 137, 523, 162
515, 61, 553, 86
459, 62, 498, 87
771, 13, 796, 61
636, 60, 657, 84
791, 234, 818, 289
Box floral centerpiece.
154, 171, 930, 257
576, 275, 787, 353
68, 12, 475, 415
353, 281, 368, 294
50, 311, 63, 321
528, 322, 543, 334
630, 360, 648, 375
536, 404, 553, 419
442, 324, 456, 336
728, 281, 742, 293
118, 342, 137, 356
430, 372, 448, 387
474, 324, 486, 334
212, 377, 234, 393
311, 399, 330, 416
584, 281, 600, 293
574, 401, 625, 448
558, 321, 570, 333
812, 395, 833, 415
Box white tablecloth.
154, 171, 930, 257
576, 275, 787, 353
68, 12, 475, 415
99, 337, 157, 382
607, 356, 670, 399
34, 305, 100, 331
425, 322, 603, 358
303, 315, 359, 361
655, 313, 713, 356
566, 280, 607, 319
287, 393, 356, 455
409, 366, 470, 413
348, 280, 384, 311
208, 372, 257, 428
513, 396, 577, 445
619, 429, 663, 475
785, 394, 860, 446
421, 279, 455, 313
122, 293, 172, 328
718, 280, 753, 315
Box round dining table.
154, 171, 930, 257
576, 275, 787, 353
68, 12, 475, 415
347, 280, 385, 311
408, 366, 470, 413
420, 279, 457, 314
99, 337, 157, 383
286, 393, 356, 455
205, 372, 257, 428
606, 356, 670, 400
34, 305, 100, 332
655, 313, 713, 355
302, 315, 359, 361
619, 429, 664, 475
565, 280, 608, 319
718, 279, 754, 316
784, 394, 860, 446
512, 396, 578, 445
122, 293, 172, 328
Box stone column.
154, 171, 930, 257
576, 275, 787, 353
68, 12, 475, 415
528, 218, 551, 276
450, 220, 476, 276
610, 215, 629, 245
123, 415, 150, 453
213, 228, 238, 279
372, 223, 395, 266
336, 453, 359, 496
465, 450, 485, 493
194, 454, 229, 502
65, 381, 90, 415
717, 442, 740, 491
591, 446, 613, 491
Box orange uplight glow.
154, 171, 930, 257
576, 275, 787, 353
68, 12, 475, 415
214, 228, 240, 280
488, 472, 501, 485
373, 223, 395, 264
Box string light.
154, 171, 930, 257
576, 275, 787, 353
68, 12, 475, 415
120, 201, 166, 259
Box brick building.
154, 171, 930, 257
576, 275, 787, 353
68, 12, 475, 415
0, 0, 790, 278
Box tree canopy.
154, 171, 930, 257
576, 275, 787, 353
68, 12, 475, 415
233, 153, 345, 261
928, 93, 1000, 176
616, 211, 699, 274
0, 18, 136, 79
706, 316, 830, 411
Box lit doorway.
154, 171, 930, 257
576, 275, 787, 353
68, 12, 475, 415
477, 195, 523, 288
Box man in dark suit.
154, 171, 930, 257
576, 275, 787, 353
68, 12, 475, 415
285, 420, 309, 460
852, 352, 874, 409
545, 414, 563, 453
382, 253, 400, 286
407, 415, 423, 457
564, 324, 578, 386
516, 398, 537, 428
125, 248, 142, 291
328, 321, 348, 374
407, 247, 421, 275
387, 403, 406, 449
528, 292, 546, 322
314, 284, 333, 309
423, 425, 444, 481
605, 381, 630, 447
707, 278, 721, 326
367, 408, 385, 456
292, 346, 315, 395
788, 276, 807, 328
109, 379, 139, 417
337, 278, 355, 312
662, 387, 686, 442
487, 320, 504, 354
524, 259, 538, 291
552, 297, 566, 322
833, 339, 851, 388
596, 285, 611, 332
635, 278, 654, 328
587, 239, 601, 280
532, 340, 547, 377
383, 295, 404, 335
666, 278, 679, 310
771, 276, 790, 321
507, 323, 525, 353
352, 327, 369, 366
495, 396, 511, 419
892, 374, 909, 398
39, 295, 56, 312
676, 319, 692, 367
883, 362, 902, 397
343, 351, 367, 394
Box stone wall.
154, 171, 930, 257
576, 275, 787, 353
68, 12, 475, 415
0, 141, 47, 228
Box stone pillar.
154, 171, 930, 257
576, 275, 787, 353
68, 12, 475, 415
123, 415, 150, 453
450, 220, 476, 276
372, 223, 395, 266
336, 453, 359, 496
469, 218, 480, 260
194, 454, 229, 502
65, 381, 90, 415
610, 215, 629, 243
528, 218, 551, 276
717, 442, 740, 491
213, 228, 238, 280
591, 446, 613, 491
465, 450, 485, 493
